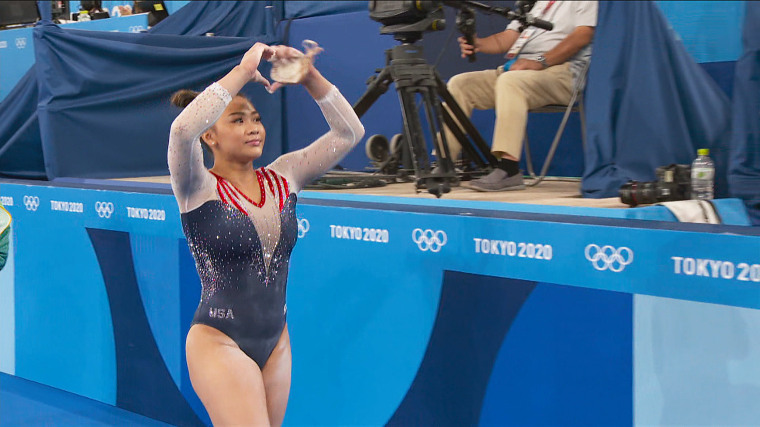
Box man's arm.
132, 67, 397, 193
459, 29, 520, 58
541, 26, 595, 67
476, 29, 520, 55
510, 26, 594, 70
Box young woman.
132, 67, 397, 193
168, 42, 364, 426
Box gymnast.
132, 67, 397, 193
168, 42, 364, 426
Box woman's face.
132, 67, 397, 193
205, 96, 266, 164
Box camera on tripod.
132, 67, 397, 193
619, 164, 692, 207
369, 0, 446, 41
357, 0, 553, 198
369, 1, 553, 41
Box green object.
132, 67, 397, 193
698, 148, 710, 156
0, 206, 10, 271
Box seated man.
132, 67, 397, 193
443, 1, 597, 191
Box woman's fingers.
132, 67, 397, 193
240, 43, 277, 80
267, 82, 284, 94
252, 71, 271, 90
260, 46, 275, 61
270, 45, 304, 61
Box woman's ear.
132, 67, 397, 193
202, 128, 217, 147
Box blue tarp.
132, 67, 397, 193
0, 1, 284, 180
0, 66, 45, 179
728, 2, 760, 225
582, 1, 732, 198
33, 23, 282, 179
281, 1, 365, 20
148, 1, 274, 37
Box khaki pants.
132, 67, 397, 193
442, 62, 574, 161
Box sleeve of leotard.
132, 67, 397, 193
269, 85, 365, 193
168, 82, 232, 212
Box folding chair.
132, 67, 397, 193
523, 60, 590, 186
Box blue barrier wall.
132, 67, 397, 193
0, 223, 14, 375
1, 180, 759, 425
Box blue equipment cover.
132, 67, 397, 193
0, 66, 45, 179
148, 1, 273, 37
582, 1, 732, 198
282, 1, 366, 20
728, 2, 760, 225
33, 23, 281, 179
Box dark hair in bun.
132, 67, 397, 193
170, 89, 200, 108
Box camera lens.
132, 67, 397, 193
619, 181, 659, 207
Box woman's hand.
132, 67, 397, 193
267, 42, 324, 93
239, 42, 276, 89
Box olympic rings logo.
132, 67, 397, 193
297, 218, 310, 238
95, 201, 115, 218
23, 195, 40, 211
412, 228, 447, 252
584, 244, 634, 272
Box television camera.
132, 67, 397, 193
356, 1, 554, 197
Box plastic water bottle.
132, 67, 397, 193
691, 148, 714, 200
78, 10, 91, 21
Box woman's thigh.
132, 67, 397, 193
186, 324, 270, 426
262, 324, 292, 427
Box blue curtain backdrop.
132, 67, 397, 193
281, 1, 365, 20
0, 67, 45, 179
33, 23, 281, 179
728, 2, 760, 225
582, 1, 732, 198
148, 1, 274, 37
0, 1, 283, 180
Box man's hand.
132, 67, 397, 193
508, 58, 545, 71
457, 36, 479, 59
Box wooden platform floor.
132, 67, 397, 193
117, 175, 628, 209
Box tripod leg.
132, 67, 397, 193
396, 89, 430, 190
421, 87, 456, 175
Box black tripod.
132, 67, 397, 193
353, 34, 499, 198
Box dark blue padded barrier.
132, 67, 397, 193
388, 273, 538, 426
87, 228, 204, 426
582, 1, 732, 199
729, 2, 760, 225
149, 1, 274, 37
0, 67, 45, 179
33, 23, 282, 179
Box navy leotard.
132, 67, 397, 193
168, 82, 363, 368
